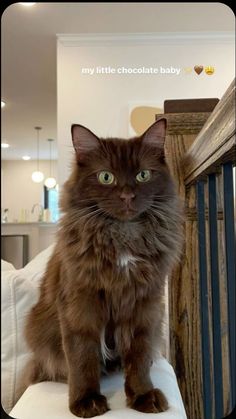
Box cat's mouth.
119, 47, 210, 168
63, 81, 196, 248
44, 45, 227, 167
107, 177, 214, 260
124, 208, 136, 216
116, 206, 139, 221
97, 202, 140, 221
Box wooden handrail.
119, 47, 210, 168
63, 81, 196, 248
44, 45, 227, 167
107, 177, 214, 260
183, 79, 235, 186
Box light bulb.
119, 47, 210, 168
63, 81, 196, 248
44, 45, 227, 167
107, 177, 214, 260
1, 101, 6, 108
1, 143, 10, 148
44, 177, 57, 189
19, 3, 36, 6
22, 155, 31, 160
32, 171, 44, 183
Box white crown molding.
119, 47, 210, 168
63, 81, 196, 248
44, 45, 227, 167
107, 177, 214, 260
57, 32, 235, 47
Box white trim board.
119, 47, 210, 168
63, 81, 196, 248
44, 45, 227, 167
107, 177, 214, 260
57, 32, 235, 47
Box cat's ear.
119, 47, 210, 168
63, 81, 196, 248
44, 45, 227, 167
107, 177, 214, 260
71, 124, 100, 161
142, 118, 167, 148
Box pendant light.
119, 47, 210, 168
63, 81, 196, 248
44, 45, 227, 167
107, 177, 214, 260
44, 138, 56, 189
32, 126, 44, 183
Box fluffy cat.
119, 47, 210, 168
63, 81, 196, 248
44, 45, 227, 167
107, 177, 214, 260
24, 118, 183, 417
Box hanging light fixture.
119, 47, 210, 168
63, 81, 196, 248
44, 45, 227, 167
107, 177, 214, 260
32, 126, 44, 183
44, 138, 56, 189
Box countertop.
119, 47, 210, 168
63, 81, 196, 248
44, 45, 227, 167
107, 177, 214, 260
1, 222, 57, 227
1, 222, 58, 261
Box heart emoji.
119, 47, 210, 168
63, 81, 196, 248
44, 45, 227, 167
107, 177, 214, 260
194, 65, 203, 75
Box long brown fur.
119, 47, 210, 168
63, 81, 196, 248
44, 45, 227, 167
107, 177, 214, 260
24, 119, 183, 417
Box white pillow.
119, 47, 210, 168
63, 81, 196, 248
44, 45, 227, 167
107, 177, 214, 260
1, 245, 54, 413
1, 271, 39, 413
19, 244, 55, 283
1, 260, 16, 271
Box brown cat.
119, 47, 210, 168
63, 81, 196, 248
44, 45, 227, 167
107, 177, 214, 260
24, 118, 183, 417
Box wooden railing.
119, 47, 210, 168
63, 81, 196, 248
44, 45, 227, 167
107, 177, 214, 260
158, 79, 235, 419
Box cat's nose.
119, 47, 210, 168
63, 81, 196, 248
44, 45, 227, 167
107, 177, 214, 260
120, 191, 135, 204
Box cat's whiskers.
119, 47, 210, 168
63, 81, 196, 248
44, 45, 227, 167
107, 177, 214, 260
78, 208, 110, 229
64, 197, 180, 231
150, 203, 182, 221
77, 209, 104, 222
150, 209, 180, 223
148, 203, 182, 230
62, 207, 105, 231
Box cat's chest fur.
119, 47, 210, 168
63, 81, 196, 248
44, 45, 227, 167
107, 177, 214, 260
117, 254, 139, 269
91, 219, 151, 268
81, 218, 161, 290
63, 215, 163, 293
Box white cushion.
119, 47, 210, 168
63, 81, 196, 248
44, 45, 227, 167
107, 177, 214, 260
1, 271, 39, 413
19, 243, 55, 283
10, 358, 187, 419
1, 259, 16, 271
1, 245, 54, 413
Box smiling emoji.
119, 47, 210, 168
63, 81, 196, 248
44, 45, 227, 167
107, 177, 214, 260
205, 66, 215, 75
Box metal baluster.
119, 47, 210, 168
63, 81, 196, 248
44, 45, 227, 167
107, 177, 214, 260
223, 162, 236, 410
208, 174, 223, 418
196, 180, 212, 419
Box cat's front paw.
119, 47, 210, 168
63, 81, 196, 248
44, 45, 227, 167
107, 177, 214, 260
128, 388, 168, 413
70, 393, 109, 418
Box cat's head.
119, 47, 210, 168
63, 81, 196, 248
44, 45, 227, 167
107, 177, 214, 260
68, 119, 175, 221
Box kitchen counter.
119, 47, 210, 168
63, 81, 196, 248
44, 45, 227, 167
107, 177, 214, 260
2, 222, 57, 226
1, 222, 58, 262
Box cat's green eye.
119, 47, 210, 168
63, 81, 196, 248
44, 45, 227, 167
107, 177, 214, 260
136, 170, 151, 183
98, 171, 115, 185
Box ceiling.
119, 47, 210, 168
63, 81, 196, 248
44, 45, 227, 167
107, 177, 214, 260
1, 2, 234, 160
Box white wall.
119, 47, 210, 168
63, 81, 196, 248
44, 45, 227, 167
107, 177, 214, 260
1, 160, 57, 222
57, 33, 235, 185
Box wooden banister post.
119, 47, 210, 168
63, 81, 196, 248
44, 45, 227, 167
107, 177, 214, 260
156, 103, 218, 419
